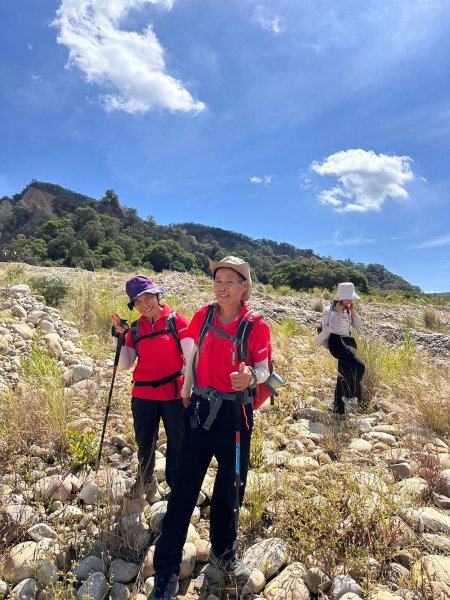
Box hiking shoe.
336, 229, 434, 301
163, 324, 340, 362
148, 572, 179, 600
208, 552, 250, 588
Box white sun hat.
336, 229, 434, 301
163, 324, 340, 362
334, 282, 361, 301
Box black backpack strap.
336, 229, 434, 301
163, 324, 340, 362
197, 304, 217, 350
130, 320, 139, 350
166, 310, 183, 355
236, 310, 258, 363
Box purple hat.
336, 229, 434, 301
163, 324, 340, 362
125, 276, 163, 310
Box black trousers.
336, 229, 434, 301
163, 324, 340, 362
328, 334, 365, 414
131, 397, 184, 489
153, 394, 253, 577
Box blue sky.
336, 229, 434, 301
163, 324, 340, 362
1, 1, 449, 292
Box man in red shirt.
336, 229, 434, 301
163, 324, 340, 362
111, 276, 192, 502
149, 257, 271, 600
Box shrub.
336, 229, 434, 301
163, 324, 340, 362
274, 464, 404, 576
312, 300, 323, 313
2, 262, 27, 286
422, 308, 443, 331
63, 273, 131, 357
66, 431, 98, 471
28, 275, 71, 307
357, 331, 419, 404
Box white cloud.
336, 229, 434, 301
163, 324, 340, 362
53, 0, 205, 114
253, 6, 285, 35
330, 230, 374, 246
250, 175, 272, 186
415, 235, 450, 249
311, 149, 415, 213
27, 43, 33, 51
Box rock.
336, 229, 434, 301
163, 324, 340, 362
109, 582, 131, 600
439, 469, 450, 496
348, 439, 372, 453
241, 568, 266, 594
3, 504, 37, 528
417, 507, 450, 534
9, 578, 41, 600
27, 523, 58, 542
367, 592, 399, 599
109, 558, 139, 583
330, 574, 363, 599
0, 580, 8, 600
39, 320, 55, 334
10, 304, 27, 318
395, 477, 429, 501
76, 572, 109, 600
242, 538, 289, 578
2, 541, 39, 584
51, 505, 83, 523
194, 539, 211, 562
8, 285, 31, 297
421, 533, 450, 551
304, 566, 332, 593
389, 463, 411, 480
432, 492, 450, 509
143, 546, 156, 579
11, 324, 34, 341
397, 507, 424, 534
286, 456, 320, 470
179, 543, 197, 580
264, 563, 309, 600
410, 555, 450, 600
363, 432, 397, 445
32, 475, 72, 504
73, 556, 107, 583
79, 469, 127, 505
119, 513, 151, 551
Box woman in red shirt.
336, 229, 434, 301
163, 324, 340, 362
111, 276, 192, 502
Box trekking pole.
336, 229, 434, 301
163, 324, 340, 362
233, 391, 243, 549
96, 332, 125, 471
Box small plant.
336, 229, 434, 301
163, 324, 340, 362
28, 275, 71, 307
402, 315, 416, 329
357, 331, 419, 402
312, 300, 323, 313
66, 431, 98, 470
422, 307, 443, 331
64, 273, 131, 357
2, 262, 27, 286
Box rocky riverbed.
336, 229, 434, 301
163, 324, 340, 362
0, 267, 449, 600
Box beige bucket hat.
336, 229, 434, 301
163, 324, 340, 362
209, 256, 252, 302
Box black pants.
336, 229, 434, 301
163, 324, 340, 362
131, 397, 184, 489
328, 334, 365, 414
153, 394, 253, 577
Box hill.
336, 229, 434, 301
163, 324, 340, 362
0, 180, 423, 295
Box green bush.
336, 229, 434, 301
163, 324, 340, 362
28, 275, 71, 307
2, 262, 27, 286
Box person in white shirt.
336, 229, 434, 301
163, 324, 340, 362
316, 282, 365, 415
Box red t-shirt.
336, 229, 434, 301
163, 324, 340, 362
126, 304, 189, 400
188, 303, 270, 393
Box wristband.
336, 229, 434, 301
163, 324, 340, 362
248, 366, 258, 389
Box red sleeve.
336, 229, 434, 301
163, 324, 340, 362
187, 305, 209, 344
247, 319, 271, 364
174, 312, 190, 340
